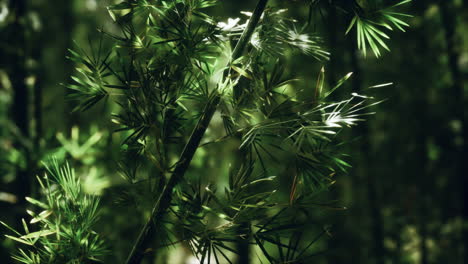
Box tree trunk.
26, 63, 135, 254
439, 1, 467, 262
349, 38, 385, 264
125, 1, 269, 262
9, 0, 31, 217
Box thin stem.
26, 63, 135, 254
231, 0, 269, 60
125, 1, 269, 263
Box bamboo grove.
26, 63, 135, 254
0, 0, 415, 263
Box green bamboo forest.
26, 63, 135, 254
0, 0, 467, 263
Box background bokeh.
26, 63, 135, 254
0, 0, 467, 263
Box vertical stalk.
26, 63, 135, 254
29, 1, 45, 200
349, 37, 385, 263
9, 0, 31, 219
61, 0, 77, 131
125, 1, 269, 263
10, 0, 28, 138
439, 1, 466, 261
234, 147, 251, 264
33, 72, 42, 153
0, 1, 30, 258
411, 5, 430, 263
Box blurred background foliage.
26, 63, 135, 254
0, 0, 467, 263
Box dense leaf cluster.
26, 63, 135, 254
1, 161, 106, 263
2, 0, 411, 263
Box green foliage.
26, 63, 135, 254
1, 0, 412, 263
221, 8, 330, 60
1, 160, 107, 263
345, 0, 412, 57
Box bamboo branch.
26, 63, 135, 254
231, 0, 268, 60
125, 1, 269, 263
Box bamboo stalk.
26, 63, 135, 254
125, 1, 269, 263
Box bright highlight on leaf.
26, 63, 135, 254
2, 160, 107, 263
1, 0, 411, 263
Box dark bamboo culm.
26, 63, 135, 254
125, 1, 269, 263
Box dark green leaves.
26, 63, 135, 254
66, 39, 112, 112
55, 0, 409, 263
346, 0, 412, 57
